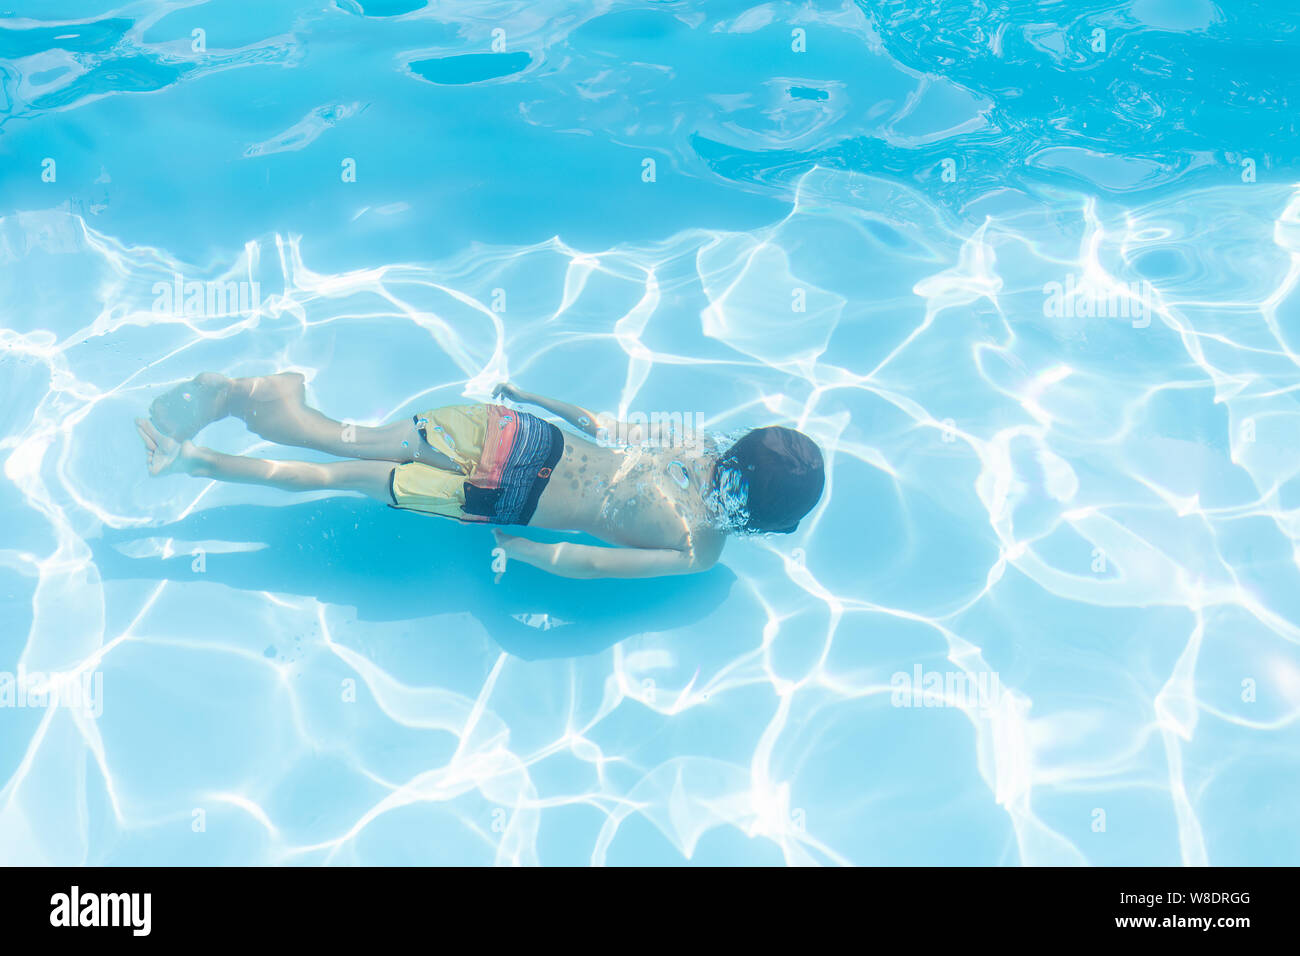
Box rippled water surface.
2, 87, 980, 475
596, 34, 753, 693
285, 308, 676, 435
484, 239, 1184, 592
2, 1, 1300, 865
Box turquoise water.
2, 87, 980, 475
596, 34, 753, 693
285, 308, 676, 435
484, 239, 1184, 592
2, 0, 1299, 865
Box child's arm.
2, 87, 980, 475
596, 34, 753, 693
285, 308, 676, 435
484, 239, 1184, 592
493, 383, 603, 439
493, 531, 720, 579
492, 383, 669, 445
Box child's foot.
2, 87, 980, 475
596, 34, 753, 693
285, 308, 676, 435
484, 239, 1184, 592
148, 372, 231, 440
135, 418, 199, 476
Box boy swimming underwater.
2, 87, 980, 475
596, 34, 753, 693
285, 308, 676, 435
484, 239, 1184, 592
135, 373, 824, 579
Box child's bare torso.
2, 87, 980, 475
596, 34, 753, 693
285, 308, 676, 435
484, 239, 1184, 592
529, 432, 725, 554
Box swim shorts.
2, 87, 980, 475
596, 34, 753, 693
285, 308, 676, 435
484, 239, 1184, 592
388, 404, 563, 526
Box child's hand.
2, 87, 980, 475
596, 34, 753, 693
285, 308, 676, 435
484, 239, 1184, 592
492, 382, 523, 403
490, 528, 517, 582
494, 528, 545, 569
492, 528, 521, 553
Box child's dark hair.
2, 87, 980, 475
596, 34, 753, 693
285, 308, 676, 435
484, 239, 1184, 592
714, 426, 824, 534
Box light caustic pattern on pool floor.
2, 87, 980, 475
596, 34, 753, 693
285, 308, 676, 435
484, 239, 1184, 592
4, 169, 1300, 864
3, 0, 1300, 865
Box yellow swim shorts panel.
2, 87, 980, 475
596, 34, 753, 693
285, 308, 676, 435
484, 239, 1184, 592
389, 405, 488, 519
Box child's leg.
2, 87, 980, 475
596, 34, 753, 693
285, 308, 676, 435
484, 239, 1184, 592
149, 371, 456, 468
228, 372, 419, 462
192, 448, 396, 501
137, 418, 396, 501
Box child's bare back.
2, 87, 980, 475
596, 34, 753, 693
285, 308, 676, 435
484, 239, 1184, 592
530, 433, 727, 554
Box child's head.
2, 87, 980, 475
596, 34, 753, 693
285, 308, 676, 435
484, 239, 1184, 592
716, 426, 824, 534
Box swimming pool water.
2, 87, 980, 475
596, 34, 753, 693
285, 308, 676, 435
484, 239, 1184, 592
2, 0, 1299, 865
